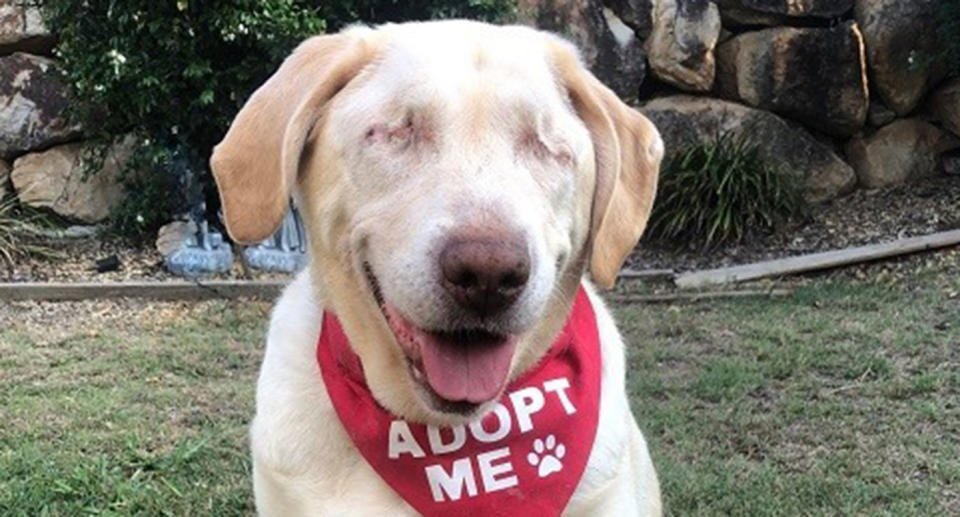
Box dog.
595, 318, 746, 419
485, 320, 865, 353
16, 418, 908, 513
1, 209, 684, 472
211, 20, 664, 516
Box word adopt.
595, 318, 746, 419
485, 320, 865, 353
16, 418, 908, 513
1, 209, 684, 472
387, 377, 576, 502
316, 286, 602, 516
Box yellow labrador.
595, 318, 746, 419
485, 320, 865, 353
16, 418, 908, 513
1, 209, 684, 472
211, 20, 663, 516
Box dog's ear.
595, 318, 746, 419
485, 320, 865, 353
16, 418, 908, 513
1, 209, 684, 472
550, 41, 663, 289
210, 32, 376, 244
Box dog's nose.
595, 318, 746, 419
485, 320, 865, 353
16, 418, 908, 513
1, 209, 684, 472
439, 237, 530, 317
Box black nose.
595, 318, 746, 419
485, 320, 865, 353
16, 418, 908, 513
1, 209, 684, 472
439, 237, 530, 317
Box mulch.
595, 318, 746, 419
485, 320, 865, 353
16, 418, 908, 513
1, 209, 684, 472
3, 175, 959, 287
628, 175, 960, 285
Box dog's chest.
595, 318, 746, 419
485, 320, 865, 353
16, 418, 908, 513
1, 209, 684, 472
253, 389, 626, 517
251, 276, 631, 515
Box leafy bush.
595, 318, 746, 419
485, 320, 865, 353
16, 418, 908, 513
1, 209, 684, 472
41, 0, 325, 241
314, 0, 517, 30
41, 0, 515, 242
646, 135, 807, 250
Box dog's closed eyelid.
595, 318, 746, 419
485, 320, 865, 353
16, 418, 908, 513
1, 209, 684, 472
363, 122, 409, 145
517, 129, 574, 167
362, 112, 430, 147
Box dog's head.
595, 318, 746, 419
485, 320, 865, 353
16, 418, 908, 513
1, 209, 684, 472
211, 21, 662, 424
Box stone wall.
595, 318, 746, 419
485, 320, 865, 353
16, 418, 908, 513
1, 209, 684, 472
0, 0, 122, 222
520, 0, 960, 201
2, 1, 956, 224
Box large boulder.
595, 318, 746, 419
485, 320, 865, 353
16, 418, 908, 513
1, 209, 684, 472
720, 0, 852, 19
846, 119, 960, 189
715, 22, 868, 137
944, 152, 960, 176
716, 0, 783, 26
518, 0, 646, 102
645, 0, 721, 92
0, 53, 80, 159
854, 0, 945, 116
928, 79, 960, 139
641, 96, 857, 202
868, 100, 896, 127
11, 141, 130, 223
0, 1, 54, 55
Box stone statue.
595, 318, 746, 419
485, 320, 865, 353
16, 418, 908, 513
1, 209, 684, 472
162, 203, 234, 277
243, 203, 308, 273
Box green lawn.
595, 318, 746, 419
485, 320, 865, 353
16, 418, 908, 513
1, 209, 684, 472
1, 269, 958, 515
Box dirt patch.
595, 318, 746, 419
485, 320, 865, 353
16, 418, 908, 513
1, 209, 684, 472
630, 175, 960, 274
1, 237, 287, 283
0, 297, 271, 344
2, 175, 959, 285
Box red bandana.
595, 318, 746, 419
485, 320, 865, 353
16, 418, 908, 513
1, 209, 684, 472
316, 286, 602, 517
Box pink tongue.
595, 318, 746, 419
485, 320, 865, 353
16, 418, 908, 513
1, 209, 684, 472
419, 332, 517, 404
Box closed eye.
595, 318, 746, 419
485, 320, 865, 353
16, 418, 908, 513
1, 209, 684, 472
517, 130, 573, 167
363, 112, 432, 150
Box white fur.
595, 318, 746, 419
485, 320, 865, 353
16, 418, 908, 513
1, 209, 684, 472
252, 271, 661, 515
327, 22, 592, 337
229, 20, 663, 516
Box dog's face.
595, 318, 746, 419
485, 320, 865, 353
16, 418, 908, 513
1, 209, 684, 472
211, 21, 662, 424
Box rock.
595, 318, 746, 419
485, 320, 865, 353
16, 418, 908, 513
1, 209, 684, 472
156, 220, 198, 258
716, 1, 784, 26
0, 53, 81, 158
10, 141, 129, 223
604, 0, 653, 38
868, 100, 896, 127
645, 0, 721, 92
36, 224, 99, 240
854, 0, 945, 116
715, 22, 868, 137
517, 0, 646, 102
722, 0, 852, 19
928, 79, 960, 138
0, 158, 9, 198
641, 95, 857, 202
717, 27, 734, 44
0, 1, 54, 55
944, 152, 960, 176
845, 119, 960, 189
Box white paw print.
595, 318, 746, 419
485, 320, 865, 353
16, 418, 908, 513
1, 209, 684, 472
526, 434, 566, 478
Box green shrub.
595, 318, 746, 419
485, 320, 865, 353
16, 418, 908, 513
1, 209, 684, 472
314, 0, 517, 30
41, 0, 325, 241
41, 0, 515, 242
646, 135, 806, 250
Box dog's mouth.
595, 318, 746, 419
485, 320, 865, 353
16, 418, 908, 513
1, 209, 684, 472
363, 263, 517, 414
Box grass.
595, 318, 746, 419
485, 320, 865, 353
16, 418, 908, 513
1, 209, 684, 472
0, 301, 269, 516
1, 269, 958, 515
0, 196, 61, 268
624, 270, 960, 515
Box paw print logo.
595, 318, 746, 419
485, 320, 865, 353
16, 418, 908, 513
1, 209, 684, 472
526, 434, 566, 478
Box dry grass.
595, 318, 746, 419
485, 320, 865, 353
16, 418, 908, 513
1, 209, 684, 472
0, 196, 61, 269
1, 264, 957, 515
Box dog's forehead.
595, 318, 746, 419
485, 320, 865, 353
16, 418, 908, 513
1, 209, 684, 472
360, 21, 566, 110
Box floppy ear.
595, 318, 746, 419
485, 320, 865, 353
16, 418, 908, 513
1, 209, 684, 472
210, 32, 376, 244
550, 41, 663, 289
